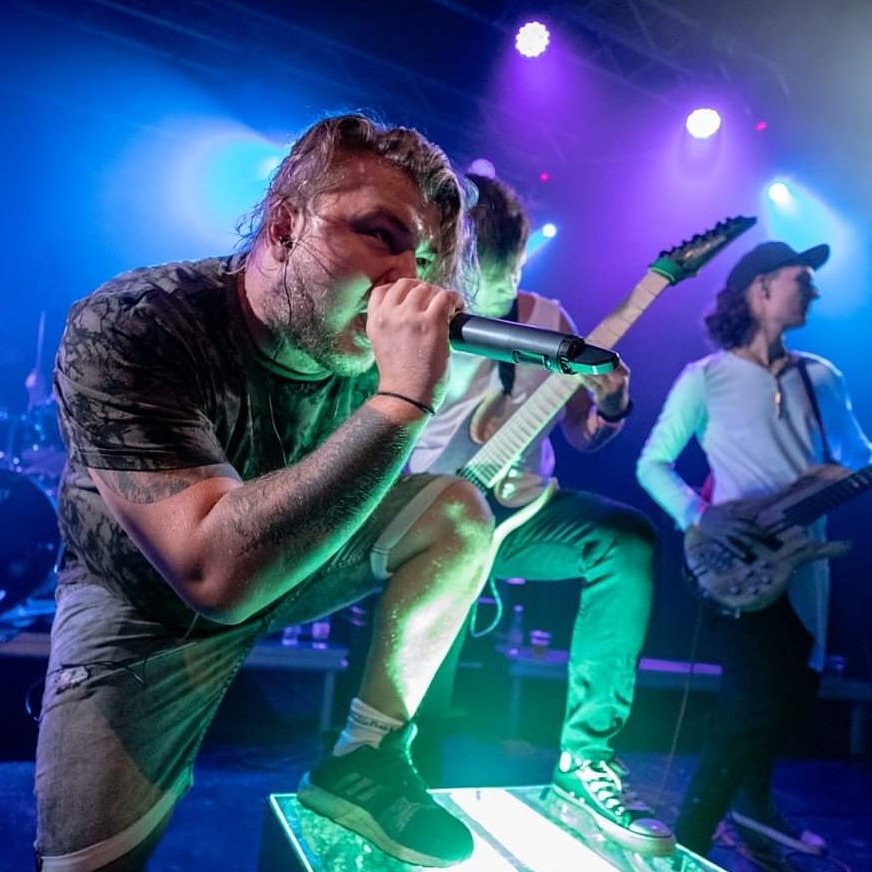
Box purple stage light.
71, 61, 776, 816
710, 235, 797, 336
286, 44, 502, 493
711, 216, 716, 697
515, 21, 550, 58
468, 157, 496, 179
685, 108, 721, 139
542, 223, 557, 238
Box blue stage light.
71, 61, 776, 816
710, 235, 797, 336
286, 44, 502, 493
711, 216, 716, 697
767, 181, 791, 204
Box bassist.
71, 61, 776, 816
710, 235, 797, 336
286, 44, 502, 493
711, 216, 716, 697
637, 241, 872, 858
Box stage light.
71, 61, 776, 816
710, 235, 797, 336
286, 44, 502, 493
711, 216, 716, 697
685, 108, 721, 139
761, 178, 864, 317
515, 21, 550, 58
767, 181, 791, 204
468, 157, 496, 179
525, 224, 558, 259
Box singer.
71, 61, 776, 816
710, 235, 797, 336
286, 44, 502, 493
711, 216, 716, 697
37, 113, 497, 870
407, 173, 674, 857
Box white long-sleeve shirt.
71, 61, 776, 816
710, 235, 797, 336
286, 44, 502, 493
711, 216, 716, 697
637, 349, 871, 669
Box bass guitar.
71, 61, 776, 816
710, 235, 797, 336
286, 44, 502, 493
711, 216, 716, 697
685, 463, 872, 615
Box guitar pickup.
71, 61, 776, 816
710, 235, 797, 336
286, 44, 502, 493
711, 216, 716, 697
727, 532, 783, 564
754, 532, 784, 552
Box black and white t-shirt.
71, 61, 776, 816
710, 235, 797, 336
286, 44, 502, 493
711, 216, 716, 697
54, 255, 377, 628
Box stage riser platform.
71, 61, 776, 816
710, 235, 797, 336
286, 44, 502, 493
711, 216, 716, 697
258, 786, 725, 871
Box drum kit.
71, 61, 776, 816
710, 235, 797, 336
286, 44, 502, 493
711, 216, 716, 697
0, 313, 64, 622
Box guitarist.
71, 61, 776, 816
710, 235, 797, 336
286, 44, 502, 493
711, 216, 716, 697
636, 241, 872, 858
409, 174, 675, 856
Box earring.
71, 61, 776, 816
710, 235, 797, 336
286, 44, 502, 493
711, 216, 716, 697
278, 235, 294, 249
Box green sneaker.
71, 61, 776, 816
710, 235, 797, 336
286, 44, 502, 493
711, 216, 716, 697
298, 724, 473, 867
552, 753, 675, 856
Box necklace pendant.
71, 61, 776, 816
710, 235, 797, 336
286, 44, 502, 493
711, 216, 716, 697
774, 387, 783, 418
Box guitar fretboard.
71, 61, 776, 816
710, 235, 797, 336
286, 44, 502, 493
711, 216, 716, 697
779, 465, 872, 529
462, 270, 672, 489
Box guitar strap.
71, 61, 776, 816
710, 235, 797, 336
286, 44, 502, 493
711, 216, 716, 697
469, 297, 518, 640
796, 355, 835, 464
498, 297, 520, 396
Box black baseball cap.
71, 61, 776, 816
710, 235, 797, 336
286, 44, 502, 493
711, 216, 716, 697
726, 241, 830, 292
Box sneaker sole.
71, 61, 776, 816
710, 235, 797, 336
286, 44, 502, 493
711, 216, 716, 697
297, 774, 469, 868
551, 784, 676, 857
729, 811, 826, 855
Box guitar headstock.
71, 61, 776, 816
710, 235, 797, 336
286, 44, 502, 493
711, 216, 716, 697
650, 216, 757, 285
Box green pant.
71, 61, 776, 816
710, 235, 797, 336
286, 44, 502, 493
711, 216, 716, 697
491, 488, 656, 760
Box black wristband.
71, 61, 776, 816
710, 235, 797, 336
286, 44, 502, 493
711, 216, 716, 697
375, 391, 436, 417
596, 398, 633, 423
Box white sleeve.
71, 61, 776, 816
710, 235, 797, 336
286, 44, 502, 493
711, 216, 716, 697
820, 366, 872, 470
636, 363, 709, 530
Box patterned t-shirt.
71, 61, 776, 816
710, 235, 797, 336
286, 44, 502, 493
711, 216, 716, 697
54, 255, 378, 629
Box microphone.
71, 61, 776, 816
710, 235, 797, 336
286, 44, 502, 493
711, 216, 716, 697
448, 313, 619, 375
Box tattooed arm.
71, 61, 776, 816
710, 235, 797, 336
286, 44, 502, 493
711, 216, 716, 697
90, 394, 429, 624
80, 277, 464, 624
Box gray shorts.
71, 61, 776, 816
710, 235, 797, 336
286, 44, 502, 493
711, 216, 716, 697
35, 473, 454, 871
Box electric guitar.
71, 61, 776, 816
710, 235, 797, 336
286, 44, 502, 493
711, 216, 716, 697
428, 216, 756, 562
685, 463, 872, 615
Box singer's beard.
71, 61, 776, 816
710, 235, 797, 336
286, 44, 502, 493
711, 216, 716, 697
263, 260, 374, 378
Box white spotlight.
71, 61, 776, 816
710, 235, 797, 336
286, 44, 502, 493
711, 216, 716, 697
515, 21, 550, 58
767, 181, 792, 204
685, 108, 721, 140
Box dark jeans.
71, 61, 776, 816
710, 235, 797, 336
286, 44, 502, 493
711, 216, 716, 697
675, 596, 821, 854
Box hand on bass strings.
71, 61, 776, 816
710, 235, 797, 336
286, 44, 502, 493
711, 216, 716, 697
696, 501, 767, 554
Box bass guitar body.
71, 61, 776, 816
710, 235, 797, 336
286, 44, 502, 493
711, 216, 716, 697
684, 464, 866, 615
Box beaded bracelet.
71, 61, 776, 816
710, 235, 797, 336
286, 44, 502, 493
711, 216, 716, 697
375, 391, 436, 416
596, 398, 633, 423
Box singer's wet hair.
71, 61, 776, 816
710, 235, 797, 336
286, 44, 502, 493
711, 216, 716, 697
240, 113, 474, 290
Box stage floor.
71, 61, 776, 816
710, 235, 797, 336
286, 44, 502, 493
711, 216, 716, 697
259, 785, 726, 872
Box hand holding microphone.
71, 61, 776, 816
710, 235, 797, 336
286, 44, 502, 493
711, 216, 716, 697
368, 282, 619, 420
367, 279, 465, 415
